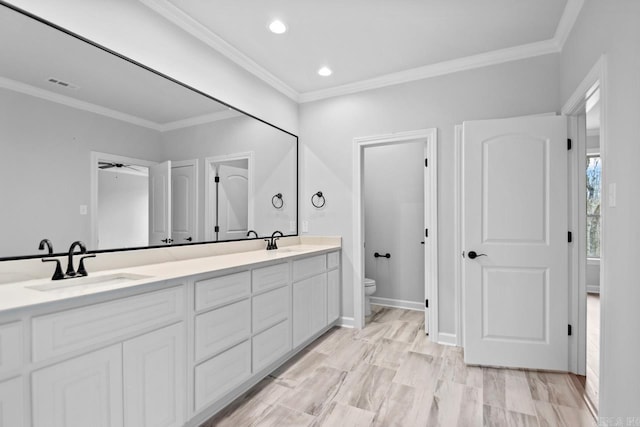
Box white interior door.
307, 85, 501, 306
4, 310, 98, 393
463, 115, 568, 370
149, 161, 171, 245
171, 162, 197, 244
217, 163, 248, 241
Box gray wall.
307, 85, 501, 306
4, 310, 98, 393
300, 53, 561, 333
364, 142, 424, 303
0, 88, 161, 257
561, 1, 640, 417
160, 115, 297, 239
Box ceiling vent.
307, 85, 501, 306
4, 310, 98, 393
47, 77, 79, 90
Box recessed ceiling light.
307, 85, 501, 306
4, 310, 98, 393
318, 66, 332, 77
268, 20, 287, 34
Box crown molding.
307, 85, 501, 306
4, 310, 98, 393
0, 76, 162, 130
159, 109, 242, 131
138, 0, 299, 102
554, 0, 585, 50
0, 76, 245, 132
138, 0, 584, 104
299, 40, 559, 103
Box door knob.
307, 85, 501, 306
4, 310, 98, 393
184, 237, 193, 242
161, 238, 173, 244
467, 251, 487, 259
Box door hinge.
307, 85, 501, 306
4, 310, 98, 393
425, 299, 429, 308
214, 225, 220, 232
567, 138, 572, 150
425, 228, 429, 238
214, 176, 220, 183
568, 231, 573, 243
568, 324, 572, 336
425, 158, 428, 167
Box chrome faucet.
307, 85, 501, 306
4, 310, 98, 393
264, 231, 284, 250
246, 230, 259, 238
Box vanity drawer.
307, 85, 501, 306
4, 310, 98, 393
327, 251, 340, 269
0, 322, 23, 375
292, 255, 326, 281
252, 285, 289, 332
252, 263, 289, 293
252, 320, 290, 373
195, 299, 251, 362
195, 271, 250, 312
32, 286, 184, 362
194, 340, 251, 411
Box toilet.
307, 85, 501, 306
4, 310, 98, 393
364, 278, 376, 316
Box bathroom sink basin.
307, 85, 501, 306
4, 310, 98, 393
27, 273, 152, 293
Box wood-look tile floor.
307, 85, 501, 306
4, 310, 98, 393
202, 305, 595, 427
585, 293, 600, 413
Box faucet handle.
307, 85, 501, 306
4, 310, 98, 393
272, 237, 280, 250
264, 238, 273, 250
42, 258, 65, 281
77, 255, 96, 276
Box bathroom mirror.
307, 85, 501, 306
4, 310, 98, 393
0, 3, 298, 260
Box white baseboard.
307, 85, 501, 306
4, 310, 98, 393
587, 286, 600, 294
370, 297, 424, 311
339, 316, 355, 328
438, 332, 458, 346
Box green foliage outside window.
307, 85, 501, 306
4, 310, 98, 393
586, 156, 601, 258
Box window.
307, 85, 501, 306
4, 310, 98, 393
586, 155, 601, 258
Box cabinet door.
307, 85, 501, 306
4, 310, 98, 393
327, 269, 340, 323
0, 376, 24, 427
292, 274, 327, 348
123, 323, 186, 427
32, 344, 123, 427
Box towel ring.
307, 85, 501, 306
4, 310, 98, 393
272, 193, 283, 209
311, 191, 326, 208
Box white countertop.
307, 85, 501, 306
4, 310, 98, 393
0, 242, 340, 314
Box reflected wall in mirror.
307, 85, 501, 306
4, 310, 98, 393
0, 3, 297, 259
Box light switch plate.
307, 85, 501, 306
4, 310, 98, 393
302, 220, 309, 233
79, 205, 88, 215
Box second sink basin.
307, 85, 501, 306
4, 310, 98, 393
28, 273, 152, 293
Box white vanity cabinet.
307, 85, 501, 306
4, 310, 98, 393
292, 251, 341, 348
30, 284, 187, 427
0, 321, 25, 426
192, 262, 292, 413
123, 323, 186, 427
1, 243, 341, 427
0, 376, 24, 427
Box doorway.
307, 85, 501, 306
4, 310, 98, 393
363, 141, 426, 324
352, 129, 438, 333
205, 153, 254, 241
90, 152, 156, 250
584, 86, 602, 414
171, 160, 198, 245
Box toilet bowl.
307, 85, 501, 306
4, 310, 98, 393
364, 278, 376, 316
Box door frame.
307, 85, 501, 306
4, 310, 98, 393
561, 55, 607, 396
204, 152, 254, 241
171, 159, 199, 243
90, 151, 157, 249
352, 129, 438, 332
